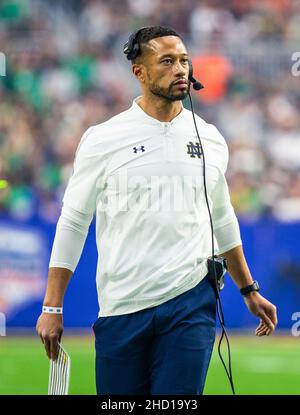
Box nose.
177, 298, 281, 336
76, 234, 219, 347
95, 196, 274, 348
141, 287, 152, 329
172, 61, 186, 77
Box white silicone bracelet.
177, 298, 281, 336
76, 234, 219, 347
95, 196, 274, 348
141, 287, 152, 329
42, 306, 63, 314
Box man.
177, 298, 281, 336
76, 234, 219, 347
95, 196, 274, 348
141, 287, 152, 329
36, 26, 277, 395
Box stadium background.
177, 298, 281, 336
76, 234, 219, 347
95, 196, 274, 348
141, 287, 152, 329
0, 0, 300, 394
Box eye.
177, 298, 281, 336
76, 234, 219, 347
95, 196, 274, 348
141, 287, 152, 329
162, 58, 172, 64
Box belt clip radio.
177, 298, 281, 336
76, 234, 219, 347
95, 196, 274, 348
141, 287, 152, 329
207, 256, 228, 293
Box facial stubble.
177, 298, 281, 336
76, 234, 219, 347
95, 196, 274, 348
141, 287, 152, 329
147, 71, 190, 102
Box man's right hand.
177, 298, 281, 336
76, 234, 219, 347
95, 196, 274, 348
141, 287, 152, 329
36, 313, 63, 360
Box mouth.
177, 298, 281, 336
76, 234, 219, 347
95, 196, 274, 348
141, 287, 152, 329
173, 79, 188, 86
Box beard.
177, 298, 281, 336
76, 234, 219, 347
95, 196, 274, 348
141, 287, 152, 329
148, 77, 191, 102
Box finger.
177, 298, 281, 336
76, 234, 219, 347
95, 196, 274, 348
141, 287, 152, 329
256, 325, 266, 333
256, 326, 268, 336
268, 306, 278, 326
255, 321, 264, 332
44, 337, 51, 359
256, 328, 267, 336
266, 327, 272, 336
256, 322, 269, 335
50, 336, 59, 360
255, 319, 267, 332
258, 323, 274, 336
257, 311, 275, 331
257, 327, 268, 336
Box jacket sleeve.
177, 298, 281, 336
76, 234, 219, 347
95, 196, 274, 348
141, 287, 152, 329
210, 168, 242, 254
48, 204, 93, 272
62, 126, 105, 215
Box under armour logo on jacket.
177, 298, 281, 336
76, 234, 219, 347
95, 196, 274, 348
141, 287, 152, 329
186, 141, 202, 158
133, 146, 145, 153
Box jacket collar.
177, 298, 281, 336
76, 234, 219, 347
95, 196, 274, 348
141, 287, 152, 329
131, 96, 185, 126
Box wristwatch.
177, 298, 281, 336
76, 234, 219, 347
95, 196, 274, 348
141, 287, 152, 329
240, 280, 260, 296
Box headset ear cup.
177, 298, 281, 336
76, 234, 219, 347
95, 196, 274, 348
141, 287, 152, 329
123, 27, 148, 61
123, 35, 132, 58
132, 42, 140, 61
123, 31, 138, 60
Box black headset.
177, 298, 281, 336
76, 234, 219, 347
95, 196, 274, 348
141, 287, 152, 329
123, 28, 235, 395
123, 28, 204, 91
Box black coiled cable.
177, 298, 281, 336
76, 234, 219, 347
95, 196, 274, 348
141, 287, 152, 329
188, 92, 235, 395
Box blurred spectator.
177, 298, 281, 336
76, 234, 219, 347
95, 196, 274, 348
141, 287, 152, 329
192, 51, 233, 103
0, 0, 300, 222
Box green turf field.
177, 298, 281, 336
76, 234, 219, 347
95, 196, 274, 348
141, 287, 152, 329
0, 333, 299, 395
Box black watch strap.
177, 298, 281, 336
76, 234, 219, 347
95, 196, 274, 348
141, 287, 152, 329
240, 280, 260, 296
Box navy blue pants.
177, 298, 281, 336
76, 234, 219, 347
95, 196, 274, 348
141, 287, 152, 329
93, 275, 217, 395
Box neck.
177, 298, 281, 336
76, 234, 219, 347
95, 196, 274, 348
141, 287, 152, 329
137, 93, 183, 122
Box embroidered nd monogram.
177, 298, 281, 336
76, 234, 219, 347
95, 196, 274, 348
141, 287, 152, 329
186, 141, 202, 158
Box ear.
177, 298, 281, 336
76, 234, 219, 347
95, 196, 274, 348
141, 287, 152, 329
132, 64, 146, 84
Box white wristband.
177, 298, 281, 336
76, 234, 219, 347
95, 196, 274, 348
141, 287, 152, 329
42, 306, 63, 314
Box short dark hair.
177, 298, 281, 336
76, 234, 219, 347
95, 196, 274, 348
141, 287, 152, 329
131, 26, 181, 63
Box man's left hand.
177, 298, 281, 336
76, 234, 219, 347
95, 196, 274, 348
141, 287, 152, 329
243, 292, 277, 336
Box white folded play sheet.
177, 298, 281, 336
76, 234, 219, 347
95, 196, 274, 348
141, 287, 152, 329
48, 343, 71, 395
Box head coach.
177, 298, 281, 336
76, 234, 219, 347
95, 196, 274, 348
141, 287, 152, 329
36, 26, 277, 395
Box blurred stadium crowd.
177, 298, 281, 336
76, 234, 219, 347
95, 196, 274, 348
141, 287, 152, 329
0, 0, 300, 223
